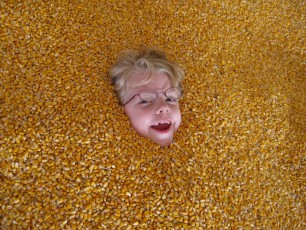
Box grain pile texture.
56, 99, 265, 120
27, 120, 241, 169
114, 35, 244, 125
1, 0, 305, 229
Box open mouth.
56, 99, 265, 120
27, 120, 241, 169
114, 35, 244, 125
150, 121, 171, 131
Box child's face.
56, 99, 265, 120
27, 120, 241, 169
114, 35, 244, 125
124, 71, 181, 147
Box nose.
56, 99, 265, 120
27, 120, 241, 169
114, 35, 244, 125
155, 97, 170, 114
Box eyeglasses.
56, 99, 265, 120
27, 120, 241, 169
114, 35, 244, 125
122, 87, 183, 106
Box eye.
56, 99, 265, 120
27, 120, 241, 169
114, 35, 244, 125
139, 100, 149, 104
166, 98, 178, 103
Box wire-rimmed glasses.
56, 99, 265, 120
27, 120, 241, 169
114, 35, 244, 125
122, 87, 182, 106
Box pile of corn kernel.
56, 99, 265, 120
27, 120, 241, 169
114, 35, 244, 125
1, 0, 305, 229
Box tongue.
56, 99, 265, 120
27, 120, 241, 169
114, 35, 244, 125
151, 123, 170, 130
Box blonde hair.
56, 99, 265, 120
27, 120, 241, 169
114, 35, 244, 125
109, 47, 184, 105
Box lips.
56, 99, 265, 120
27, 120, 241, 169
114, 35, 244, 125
150, 121, 171, 131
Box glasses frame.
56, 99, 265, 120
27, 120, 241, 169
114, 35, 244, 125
122, 87, 183, 106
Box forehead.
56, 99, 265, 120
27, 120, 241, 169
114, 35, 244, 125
127, 71, 172, 94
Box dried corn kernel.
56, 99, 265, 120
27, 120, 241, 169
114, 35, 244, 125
0, 0, 304, 229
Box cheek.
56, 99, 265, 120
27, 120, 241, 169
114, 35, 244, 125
124, 106, 151, 135
174, 109, 182, 130
125, 107, 148, 121
124, 107, 136, 122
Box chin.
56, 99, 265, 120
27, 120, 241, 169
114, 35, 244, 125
133, 124, 177, 147
152, 137, 173, 147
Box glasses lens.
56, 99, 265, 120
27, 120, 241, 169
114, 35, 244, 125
165, 88, 182, 100
139, 90, 158, 102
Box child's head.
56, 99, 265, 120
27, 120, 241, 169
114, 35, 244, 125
109, 47, 184, 146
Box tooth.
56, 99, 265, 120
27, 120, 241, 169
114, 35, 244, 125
154, 121, 171, 126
